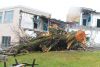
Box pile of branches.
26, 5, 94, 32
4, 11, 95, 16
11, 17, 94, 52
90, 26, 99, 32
7, 27, 87, 54
19, 27, 87, 53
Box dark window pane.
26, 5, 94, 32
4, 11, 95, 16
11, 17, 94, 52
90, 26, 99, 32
34, 23, 37, 29
2, 36, 11, 47
41, 17, 48, 31
33, 15, 40, 29
97, 19, 100, 27
83, 19, 86, 26
43, 22, 48, 31
0, 12, 2, 23
4, 11, 13, 23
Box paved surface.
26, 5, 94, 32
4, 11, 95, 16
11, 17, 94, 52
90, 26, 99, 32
87, 47, 100, 51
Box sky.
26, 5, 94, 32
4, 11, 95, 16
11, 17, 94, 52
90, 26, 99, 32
0, 0, 100, 21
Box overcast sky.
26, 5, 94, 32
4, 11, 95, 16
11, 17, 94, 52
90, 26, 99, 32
0, 0, 99, 21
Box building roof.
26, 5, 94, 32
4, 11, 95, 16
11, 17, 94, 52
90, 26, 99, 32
50, 18, 66, 24
0, 6, 51, 18
80, 7, 100, 14
50, 18, 67, 29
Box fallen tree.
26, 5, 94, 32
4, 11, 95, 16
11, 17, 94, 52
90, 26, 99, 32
6, 26, 87, 54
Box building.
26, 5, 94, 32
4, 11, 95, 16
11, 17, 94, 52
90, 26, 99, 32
67, 7, 100, 47
0, 6, 51, 48
49, 18, 66, 30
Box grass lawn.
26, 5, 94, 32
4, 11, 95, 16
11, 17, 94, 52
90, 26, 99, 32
1, 51, 100, 67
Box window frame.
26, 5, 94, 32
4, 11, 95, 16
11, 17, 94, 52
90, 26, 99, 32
33, 15, 40, 29
82, 19, 87, 26
2, 36, 11, 47
97, 19, 100, 27
0, 12, 3, 23
4, 10, 14, 23
42, 17, 48, 32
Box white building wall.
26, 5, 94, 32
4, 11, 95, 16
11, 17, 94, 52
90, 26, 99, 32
0, 8, 20, 48
67, 12, 100, 47
0, 7, 51, 48
79, 13, 83, 25
92, 14, 100, 27
85, 14, 100, 47
92, 14, 100, 46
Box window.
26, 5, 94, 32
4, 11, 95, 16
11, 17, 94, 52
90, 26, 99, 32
33, 15, 40, 29
42, 18, 48, 31
87, 14, 91, 22
2, 36, 11, 47
83, 19, 87, 26
0, 12, 3, 23
43, 22, 48, 31
86, 37, 90, 42
34, 23, 38, 28
4, 11, 13, 23
97, 19, 100, 27
21, 13, 33, 29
